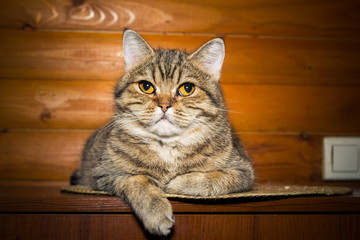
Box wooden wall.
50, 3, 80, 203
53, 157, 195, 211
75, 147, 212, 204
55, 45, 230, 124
0, 0, 359, 184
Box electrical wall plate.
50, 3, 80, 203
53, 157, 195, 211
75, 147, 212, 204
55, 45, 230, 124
323, 137, 360, 180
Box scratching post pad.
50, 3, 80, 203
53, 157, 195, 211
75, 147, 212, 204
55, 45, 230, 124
61, 185, 351, 199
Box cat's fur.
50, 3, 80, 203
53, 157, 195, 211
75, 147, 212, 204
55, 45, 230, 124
71, 29, 254, 236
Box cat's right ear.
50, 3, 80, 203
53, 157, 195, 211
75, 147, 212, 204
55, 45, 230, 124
189, 38, 225, 81
123, 29, 154, 71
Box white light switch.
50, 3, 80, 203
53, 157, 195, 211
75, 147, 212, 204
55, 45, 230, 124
323, 137, 360, 180
332, 145, 358, 172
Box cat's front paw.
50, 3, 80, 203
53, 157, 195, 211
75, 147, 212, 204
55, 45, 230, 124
141, 197, 174, 236
165, 174, 187, 194
165, 173, 208, 196
165, 172, 226, 196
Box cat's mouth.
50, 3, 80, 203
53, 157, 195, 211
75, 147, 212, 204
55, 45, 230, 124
156, 114, 173, 124
148, 112, 183, 137
146, 108, 184, 137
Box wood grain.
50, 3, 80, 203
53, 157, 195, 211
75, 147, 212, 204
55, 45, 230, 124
0, 30, 124, 82
241, 134, 323, 182
0, 130, 88, 180
0, 80, 114, 129
0, 184, 359, 213
0, 0, 359, 39
1, 30, 360, 85
1, 80, 359, 132
0, 130, 334, 182
222, 84, 360, 133
0, 214, 145, 240
1, 214, 359, 240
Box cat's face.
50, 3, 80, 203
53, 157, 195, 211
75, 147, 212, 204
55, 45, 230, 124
114, 30, 226, 141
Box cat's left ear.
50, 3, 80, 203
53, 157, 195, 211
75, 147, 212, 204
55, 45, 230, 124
123, 29, 154, 71
189, 38, 225, 80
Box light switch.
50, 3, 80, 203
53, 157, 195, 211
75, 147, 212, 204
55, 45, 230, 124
332, 145, 358, 172
323, 137, 360, 180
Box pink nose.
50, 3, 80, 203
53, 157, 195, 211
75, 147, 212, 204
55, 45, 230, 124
159, 103, 171, 112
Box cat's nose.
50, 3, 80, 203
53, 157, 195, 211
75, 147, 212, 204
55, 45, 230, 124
159, 103, 171, 113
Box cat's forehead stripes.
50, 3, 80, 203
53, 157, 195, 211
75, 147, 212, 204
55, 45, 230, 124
151, 49, 186, 84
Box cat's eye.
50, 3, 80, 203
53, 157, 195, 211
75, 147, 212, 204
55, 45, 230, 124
139, 81, 155, 94
178, 83, 195, 97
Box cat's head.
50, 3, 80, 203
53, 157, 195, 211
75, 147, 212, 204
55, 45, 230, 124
114, 29, 228, 142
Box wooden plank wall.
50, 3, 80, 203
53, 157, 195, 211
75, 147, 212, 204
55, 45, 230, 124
0, 0, 359, 184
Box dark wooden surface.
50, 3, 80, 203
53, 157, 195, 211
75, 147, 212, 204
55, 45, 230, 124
0, 182, 359, 213
1, 214, 359, 240
0, 183, 360, 240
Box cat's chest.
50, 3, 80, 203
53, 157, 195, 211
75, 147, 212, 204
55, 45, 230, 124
148, 142, 182, 163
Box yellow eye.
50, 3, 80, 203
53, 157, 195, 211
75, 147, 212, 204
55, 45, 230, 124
178, 83, 195, 97
139, 81, 155, 94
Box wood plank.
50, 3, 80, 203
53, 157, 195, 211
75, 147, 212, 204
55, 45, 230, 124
222, 84, 360, 133
0, 80, 114, 129
250, 215, 360, 240
0, 130, 89, 181
0, 0, 360, 39
0, 183, 359, 213
223, 37, 360, 86
241, 133, 323, 182
0, 30, 124, 82
0, 130, 339, 182
1, 80, 359, 132
1, 30, 360, 85
0, 214, 145, 240
1, 214, 359, 240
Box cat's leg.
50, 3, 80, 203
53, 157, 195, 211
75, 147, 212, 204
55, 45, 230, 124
165, 167, 254, 196
112, 175, 174, 236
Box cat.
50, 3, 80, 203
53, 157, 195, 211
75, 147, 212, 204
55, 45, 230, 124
71, 29, 254, 236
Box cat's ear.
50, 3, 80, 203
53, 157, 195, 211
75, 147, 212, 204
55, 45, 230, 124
123, 29, 154, 71
189, 38, 225, 80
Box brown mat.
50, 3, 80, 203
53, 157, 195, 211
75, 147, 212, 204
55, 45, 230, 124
61, 184, 352, 199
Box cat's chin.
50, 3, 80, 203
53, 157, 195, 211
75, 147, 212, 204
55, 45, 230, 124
149, 119, 182, 137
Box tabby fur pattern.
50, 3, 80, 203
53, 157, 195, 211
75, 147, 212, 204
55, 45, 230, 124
71, 29, 254, 236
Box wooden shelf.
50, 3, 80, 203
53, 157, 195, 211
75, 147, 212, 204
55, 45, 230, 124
1, 181, 359, 214
0, 181, 359, 239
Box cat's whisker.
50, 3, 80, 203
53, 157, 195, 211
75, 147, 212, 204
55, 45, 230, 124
93, 119, 117, 144
94, 115, 118, 120
214, 107, 247, 115
174, 113, 219, 133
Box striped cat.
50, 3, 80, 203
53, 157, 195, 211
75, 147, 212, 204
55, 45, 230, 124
71, 29, 254, 235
